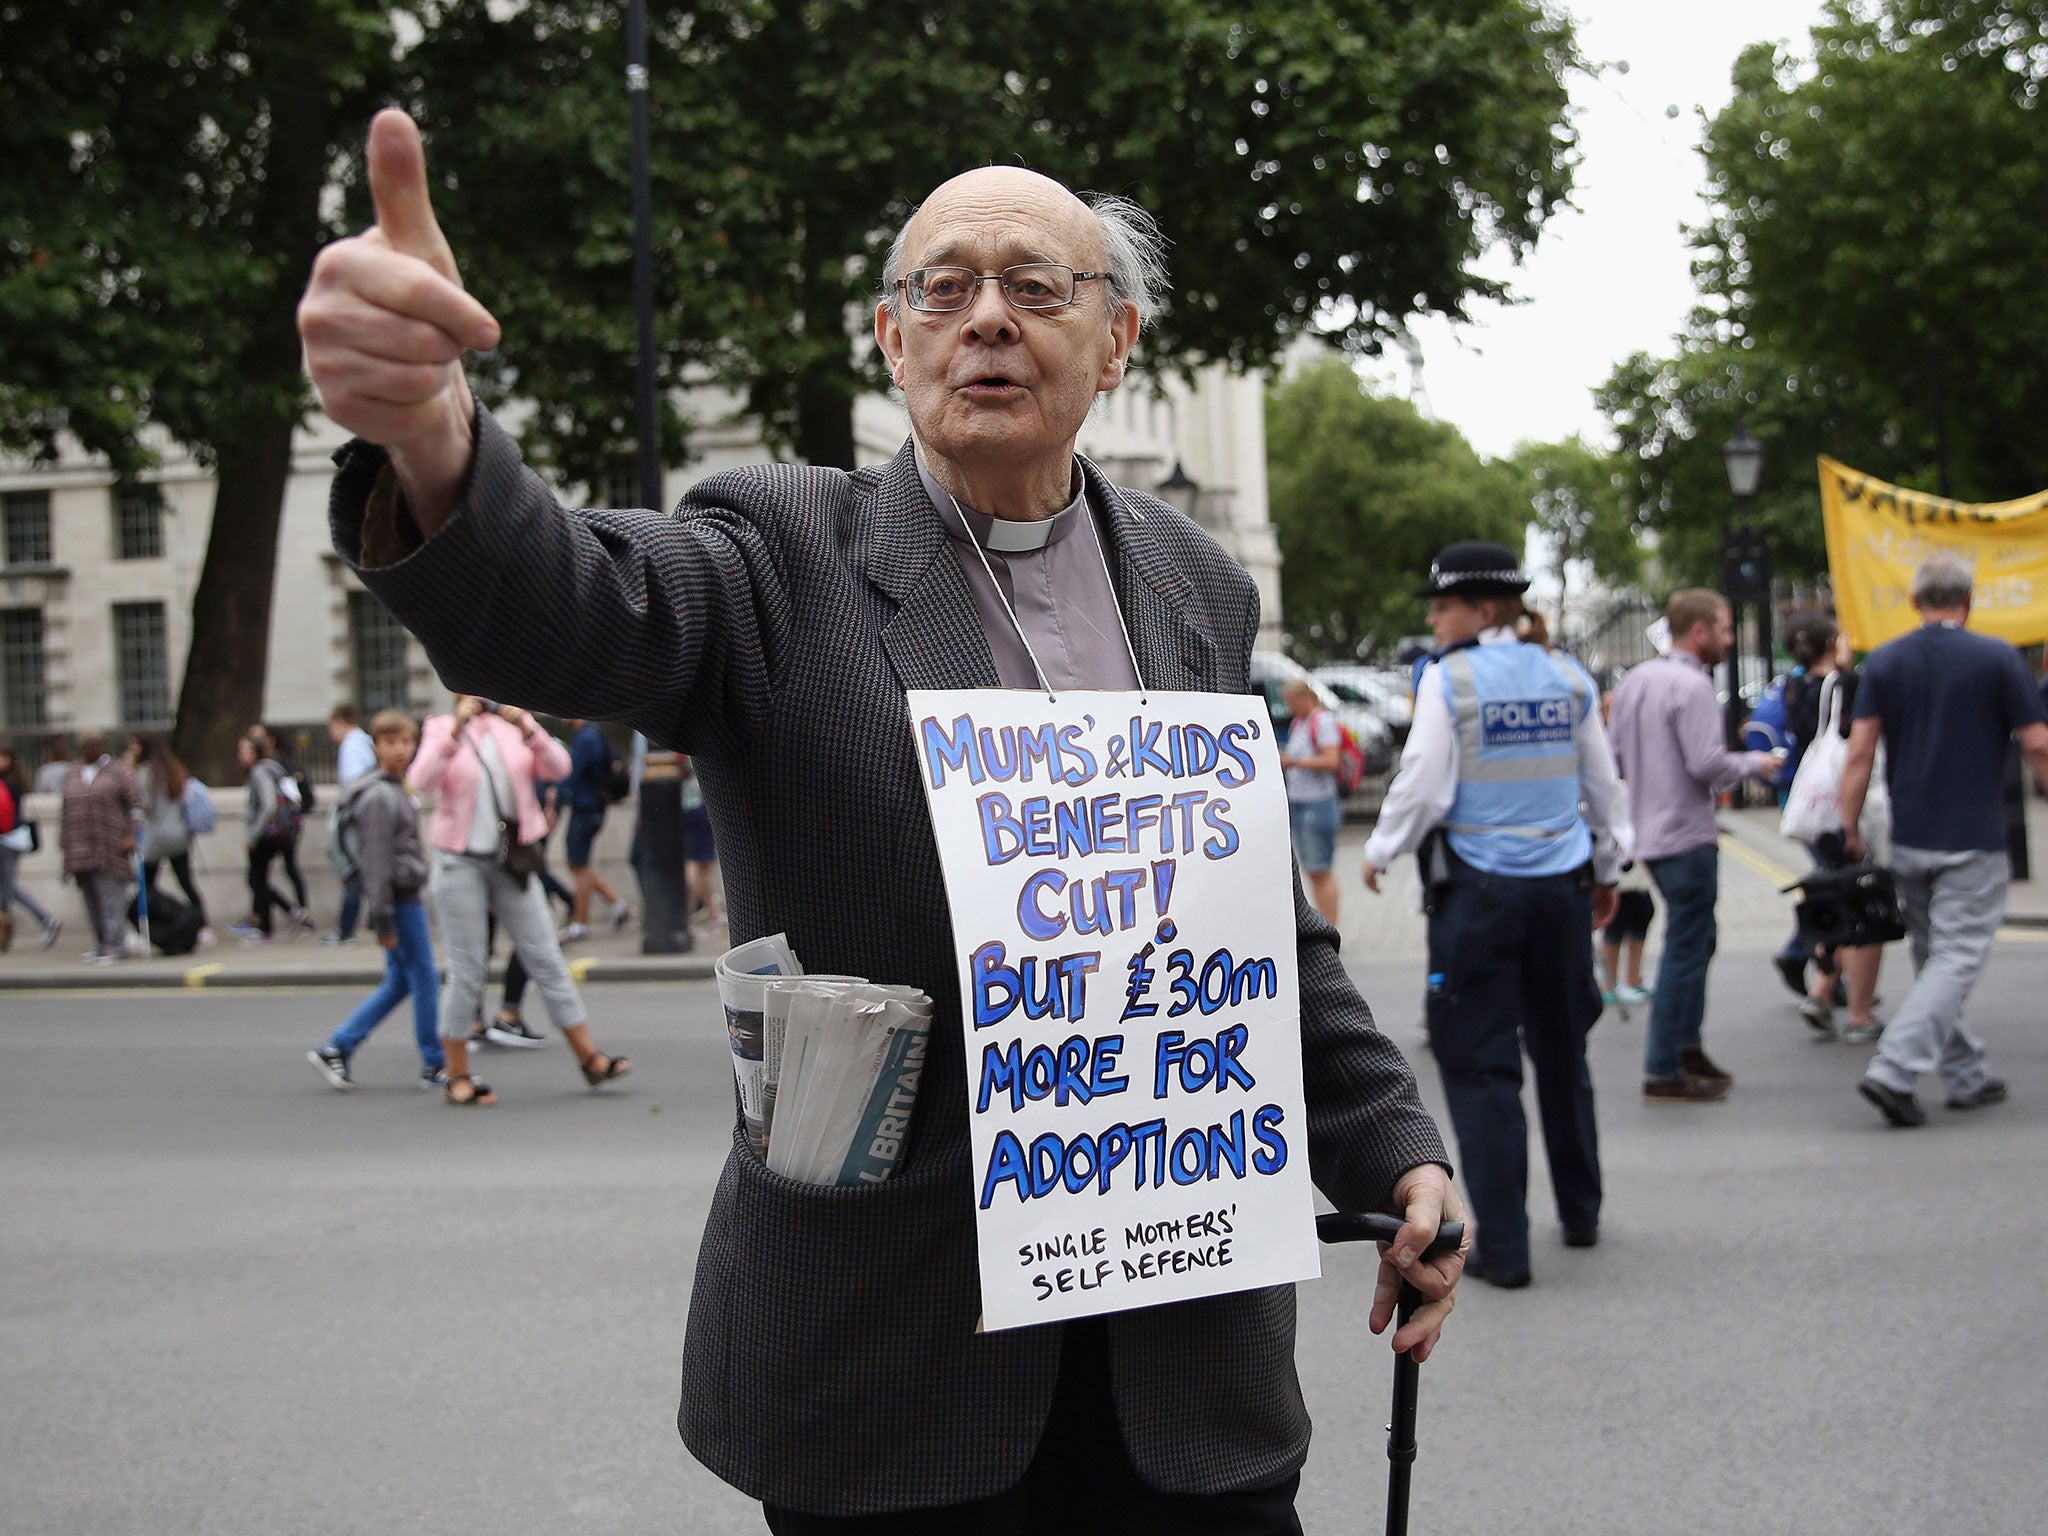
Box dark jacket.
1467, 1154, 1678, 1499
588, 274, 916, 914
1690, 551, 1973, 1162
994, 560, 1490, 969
331, 406, 1449, 1516
340, 769, 426, 938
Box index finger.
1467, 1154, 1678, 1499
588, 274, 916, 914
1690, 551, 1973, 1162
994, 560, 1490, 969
343, 241, 500, 353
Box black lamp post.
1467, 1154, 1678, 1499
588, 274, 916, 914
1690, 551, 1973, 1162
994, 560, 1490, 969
1720, 421, 1766, 749
1155, 458, 1201, 523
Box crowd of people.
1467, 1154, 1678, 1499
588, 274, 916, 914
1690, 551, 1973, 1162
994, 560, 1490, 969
0, 705, 726, 1104
1349, 545, 2044, 1287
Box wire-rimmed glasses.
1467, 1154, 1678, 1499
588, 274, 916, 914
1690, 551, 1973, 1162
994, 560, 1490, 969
896, 264, 1110, 313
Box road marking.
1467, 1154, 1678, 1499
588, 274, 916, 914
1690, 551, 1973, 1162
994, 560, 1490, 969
1717, 834, 1796, 889
182, 962, 225, 988
568, 957, 595, 982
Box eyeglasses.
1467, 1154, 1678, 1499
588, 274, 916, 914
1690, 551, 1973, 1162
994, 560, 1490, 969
896, 264, 1110, 313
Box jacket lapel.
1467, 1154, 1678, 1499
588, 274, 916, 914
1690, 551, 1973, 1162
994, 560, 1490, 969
861, 442, 1219, 696
861, 444, 1002, 693
1080, 456, 1219, 694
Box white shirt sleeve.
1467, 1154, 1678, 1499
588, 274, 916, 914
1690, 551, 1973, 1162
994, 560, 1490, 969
1575, 700, 1630, 885
1363, 663, 1459, 869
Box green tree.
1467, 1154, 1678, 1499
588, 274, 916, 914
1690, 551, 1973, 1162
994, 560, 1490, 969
1, 2, 402, 777
1511, 434, 1640, 614
1603, 1, 2048, 586
1267, 359, 1527, 661
412, 0, 1583, 476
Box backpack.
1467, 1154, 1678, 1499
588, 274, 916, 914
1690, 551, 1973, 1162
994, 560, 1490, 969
1323, 712, 1367, 798
603, 753, 632, 804
260, 762, 303, 842
1742, 680, 1793, 789
277, 754, 317, 815
181, 776, 218, 836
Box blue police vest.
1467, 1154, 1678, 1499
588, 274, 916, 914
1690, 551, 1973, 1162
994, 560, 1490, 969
1435, 643, 1594, 878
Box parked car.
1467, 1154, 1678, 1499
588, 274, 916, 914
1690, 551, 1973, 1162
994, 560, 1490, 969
1248, 651, 1395, 780
1311, 663, 1414, 750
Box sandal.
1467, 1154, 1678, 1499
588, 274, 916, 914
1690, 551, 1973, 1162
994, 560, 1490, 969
579, 1051, 632, 1088
443, 1075, 497, 1107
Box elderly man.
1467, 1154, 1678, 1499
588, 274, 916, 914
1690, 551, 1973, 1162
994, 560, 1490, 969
1840, 554, 2048, 1126
299, 109, 1463, 1532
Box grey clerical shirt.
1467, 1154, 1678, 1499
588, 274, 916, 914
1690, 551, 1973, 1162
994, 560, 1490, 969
917, 455, 1142, 694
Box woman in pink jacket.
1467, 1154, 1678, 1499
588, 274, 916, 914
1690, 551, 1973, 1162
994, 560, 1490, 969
410, 696, 630, 1106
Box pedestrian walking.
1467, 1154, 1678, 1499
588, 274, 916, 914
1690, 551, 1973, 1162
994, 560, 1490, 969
0, 738, 62, 949
1607, 591, 1780, 1103
408, 695, 629, 1105
58, 730, 142, 964
680, 754, 724, 937
308, 711, 446, 1091
32, 734, 72, 796
558, 717, 630, 942
1839, 554, 2048, 1126
1279, 678, 1345, 925
304, 120, 1463, 1526
248, 723, 314, 924
1360, 542, 1626, 1285
127, 733, 213, 946
323, 704, 379, 945
232, 734, 311, 943
1770, 615, 1842, 998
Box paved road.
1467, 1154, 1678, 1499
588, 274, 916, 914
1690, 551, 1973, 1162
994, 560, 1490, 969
7, 895, 2048, 1532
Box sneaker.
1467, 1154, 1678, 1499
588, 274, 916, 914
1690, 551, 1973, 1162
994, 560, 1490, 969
285, 907, 314, 939
240, 931, 274, 946
1600, 988, 1618, 1006
82, 949, 118, 967
39, 917, 62, 950
421, 1065, 449, 1089
1643, 1072, 1729, 1104
609, 899, 632, 931
1858, 1075, 1925, 1127
1945, 1077, 2007, 1111
319, 931, 354, 947
1615, 984, 1652, 1006
557, 921, 589, 944
308, 1047, 355, 1091
1798, 996, 1836, 1036
227, 919, 261, 939
1841, 1016, 1885, 1046
195, 926, 216, 948
484, 1015, 548, 1049
1679, 1046, 1733, 1086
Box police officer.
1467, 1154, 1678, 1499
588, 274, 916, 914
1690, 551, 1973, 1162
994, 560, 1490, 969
1361, 542, 1627, 1287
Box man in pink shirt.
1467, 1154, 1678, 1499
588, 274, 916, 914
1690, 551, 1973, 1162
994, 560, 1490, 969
1608, 590, 1778, 1103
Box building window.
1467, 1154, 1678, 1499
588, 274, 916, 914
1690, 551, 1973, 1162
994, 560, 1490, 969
114, 483, 165, 560
113, 601, 172, 727
2, 489, 52, 567
598, 458, 640, 511
349, 590, 412, 715
0, 608, 49, 729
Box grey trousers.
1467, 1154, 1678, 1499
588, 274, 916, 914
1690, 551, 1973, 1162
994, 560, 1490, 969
431, 848, 586, 1041
76, 869, 131, 954
1866, 844, 2003, 1099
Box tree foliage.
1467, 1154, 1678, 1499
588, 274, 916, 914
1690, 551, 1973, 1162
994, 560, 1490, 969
1602, 0, 2048, 586
1267, 359, 1527, 662
412, 0, 1583, 478
1511, 434, 1640, 608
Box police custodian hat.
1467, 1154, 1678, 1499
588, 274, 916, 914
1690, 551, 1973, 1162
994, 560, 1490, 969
1417, 541, 1532, 599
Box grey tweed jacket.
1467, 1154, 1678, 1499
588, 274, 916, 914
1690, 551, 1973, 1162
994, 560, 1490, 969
330, 406, 1450, 1518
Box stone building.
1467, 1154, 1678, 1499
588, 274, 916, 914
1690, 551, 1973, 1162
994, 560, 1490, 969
0, 365, 1277, 767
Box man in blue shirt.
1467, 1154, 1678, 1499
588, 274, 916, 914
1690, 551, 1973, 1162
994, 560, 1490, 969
1841, 554, 2048, 1125
561, 717, 630, 942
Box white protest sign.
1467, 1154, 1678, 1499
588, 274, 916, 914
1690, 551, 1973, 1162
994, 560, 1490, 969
909, 688, 1319, 1332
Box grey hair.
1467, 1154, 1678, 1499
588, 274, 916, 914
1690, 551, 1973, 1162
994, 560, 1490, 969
1910, 552, 1975, 609
880, 189, 1170, 331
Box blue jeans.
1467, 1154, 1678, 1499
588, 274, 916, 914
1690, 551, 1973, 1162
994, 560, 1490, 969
336, 888, 361, 941
1644, 844, 1719, 1078
326, 900, 443, 1071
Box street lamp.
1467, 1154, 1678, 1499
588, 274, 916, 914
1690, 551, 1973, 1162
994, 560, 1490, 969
1155, 459, 1202, 523
1720, 421, 1766, 750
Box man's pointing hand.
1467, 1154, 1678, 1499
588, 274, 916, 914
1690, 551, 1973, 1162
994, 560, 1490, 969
298, 109, 499, 535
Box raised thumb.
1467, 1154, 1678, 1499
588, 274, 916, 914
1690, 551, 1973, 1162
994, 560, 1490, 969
367, 108, 460, 284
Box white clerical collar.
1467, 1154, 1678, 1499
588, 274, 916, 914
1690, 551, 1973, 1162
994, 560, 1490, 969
918, 451, 1087, 555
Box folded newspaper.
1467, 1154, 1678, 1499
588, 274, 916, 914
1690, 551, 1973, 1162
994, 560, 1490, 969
716, 936, 932, 1187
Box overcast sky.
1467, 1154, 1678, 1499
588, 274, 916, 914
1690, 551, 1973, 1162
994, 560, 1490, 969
1360, 0, 1832, 461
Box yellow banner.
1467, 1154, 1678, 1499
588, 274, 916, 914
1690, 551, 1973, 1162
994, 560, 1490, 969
1819, 456, 2048, 649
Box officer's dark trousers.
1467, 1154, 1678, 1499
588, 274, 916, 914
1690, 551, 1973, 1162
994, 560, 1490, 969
1425, 864, 1603, 1275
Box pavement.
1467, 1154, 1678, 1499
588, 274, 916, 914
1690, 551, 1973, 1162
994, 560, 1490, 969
8, 808, 2048, 1534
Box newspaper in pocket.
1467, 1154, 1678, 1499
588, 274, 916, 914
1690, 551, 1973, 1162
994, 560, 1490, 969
717, 939, 931, 1186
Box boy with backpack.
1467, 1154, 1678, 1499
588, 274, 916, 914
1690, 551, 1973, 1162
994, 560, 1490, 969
308, 711, 445, 1090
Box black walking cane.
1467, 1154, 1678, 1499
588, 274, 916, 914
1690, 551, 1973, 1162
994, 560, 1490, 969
1318, 1211, 1466, 1536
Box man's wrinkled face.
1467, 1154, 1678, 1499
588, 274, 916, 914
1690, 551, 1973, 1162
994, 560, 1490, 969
876, 168, 1136, 480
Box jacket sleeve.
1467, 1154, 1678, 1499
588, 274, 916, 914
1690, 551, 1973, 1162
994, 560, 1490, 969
354, 783, 400, 937
248, 765, 277, 844
528, 726, 573, 781
330, 401, 792, 757
407, 716, 459, 794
